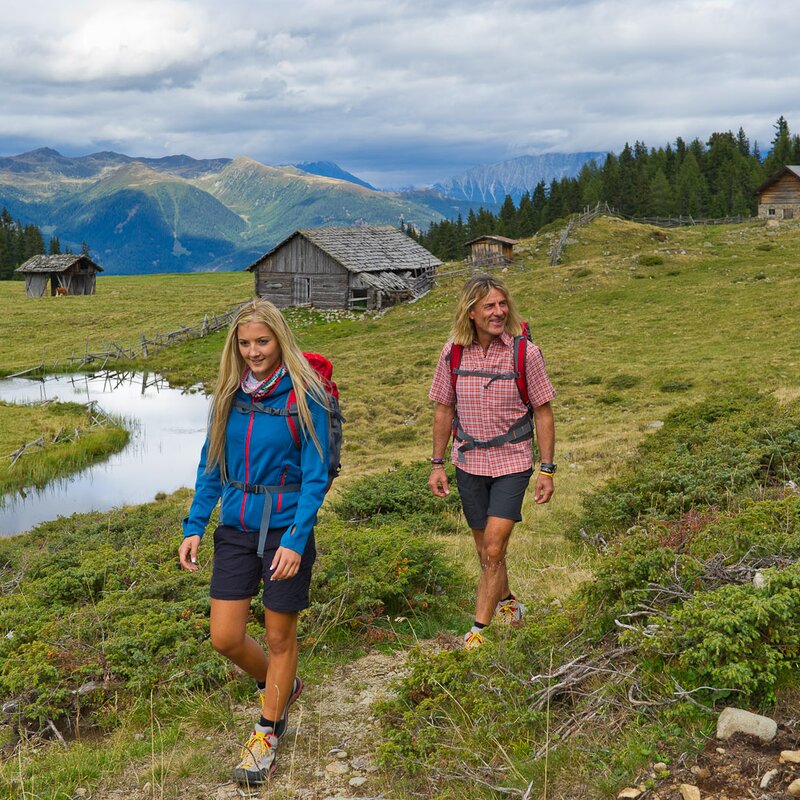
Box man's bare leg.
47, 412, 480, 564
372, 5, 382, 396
472, 516, 515, 625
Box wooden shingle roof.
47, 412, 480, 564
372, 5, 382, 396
248, 225, 441, 274
464, 235, 519, 246
756, 165, 800, 194
15, 254, 104, 274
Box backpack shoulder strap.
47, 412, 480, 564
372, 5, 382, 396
285, 389, 301, 448
513, 335, 531, 408
447, 343, 463, 396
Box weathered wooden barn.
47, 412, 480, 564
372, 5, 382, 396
757, 165, 800, 220
248, 226, 441, 310
16, 254, 103, 297
465, 235, 519, 267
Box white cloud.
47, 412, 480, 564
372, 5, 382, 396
0, 0, 799, 186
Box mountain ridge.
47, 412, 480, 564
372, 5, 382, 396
0, 147, 609, 274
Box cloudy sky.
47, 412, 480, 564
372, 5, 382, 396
2, 0, 799, 188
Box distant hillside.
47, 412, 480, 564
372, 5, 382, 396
0, 149, 446, 275
433, 152, 608, 203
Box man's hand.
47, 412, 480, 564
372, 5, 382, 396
178, 535, 201, 571
270, 546, 301, 580
428, 468, 450, 497
534, 473, 554, 504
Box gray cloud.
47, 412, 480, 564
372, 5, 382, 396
1, 0, 798, 187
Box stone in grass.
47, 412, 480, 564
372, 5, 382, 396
789, 778, 800, 798
715, 707, 777, 743
781, 750, 800, 763
617, 789, 642, 799
679, 785, 700, 800
325, 761, 350, 776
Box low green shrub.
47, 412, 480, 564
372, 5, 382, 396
330, 461, 463, 534
638, 255, 665, 266
660, 380, 693, 392
309, 518, 466, 635
606, 374, 640, 390
640, 563, 800, 703
575, 392, 800, 541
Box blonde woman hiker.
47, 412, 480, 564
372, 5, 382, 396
428, 273, 556, 649
179, 298, 330, 785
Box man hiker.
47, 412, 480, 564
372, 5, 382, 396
427, 273, 556, 649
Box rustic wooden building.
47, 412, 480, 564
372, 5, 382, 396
757, 165, 800, 220
465, 235, 519, 267
247, 226, 441, 310
16, 254, 103, 297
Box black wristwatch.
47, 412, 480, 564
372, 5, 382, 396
539, 462, 557, 475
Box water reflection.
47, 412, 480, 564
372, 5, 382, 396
0, 371, 209, 536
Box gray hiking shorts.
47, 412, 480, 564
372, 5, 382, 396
455, 467, 534, 530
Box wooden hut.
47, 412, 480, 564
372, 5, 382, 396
16, 254, 103, 297
247, 226, 441, 311
757, 165, 800, 220
465, 235, 518, 267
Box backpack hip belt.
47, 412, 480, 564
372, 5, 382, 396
454, 411, 534, 459
228, 479, 301, 557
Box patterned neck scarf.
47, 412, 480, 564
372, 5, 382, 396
241, 363, 286, 400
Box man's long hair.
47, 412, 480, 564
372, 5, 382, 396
206, 298, 328, 481
449, 273, 524, 345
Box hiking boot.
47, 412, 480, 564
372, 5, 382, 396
232, 729, 278, 786
463, 629, 484, 650
275, 675, 303, 738
495, 595, 526, 627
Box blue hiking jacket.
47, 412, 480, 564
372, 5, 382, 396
183, 375, 329, 555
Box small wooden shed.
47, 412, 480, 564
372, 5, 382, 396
247, 226, 441, 311
465, 235, 519, 267
16, 254, 103, 297
756, 165, 800, 220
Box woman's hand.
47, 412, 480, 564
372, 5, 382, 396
178, 535, 201, 571
270, 546, 301, 581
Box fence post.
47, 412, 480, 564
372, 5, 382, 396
141, 334, 148, 359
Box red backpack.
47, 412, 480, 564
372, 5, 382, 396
286, 353, 343, 490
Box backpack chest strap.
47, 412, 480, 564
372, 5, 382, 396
228, 479, 301, 556
452, 368, 520, 388
234, 398, 295, 417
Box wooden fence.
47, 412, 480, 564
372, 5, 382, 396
9, 302, 249, 379
548, 202, 751, 265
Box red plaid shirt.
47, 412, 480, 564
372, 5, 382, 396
429, 332, 556, 477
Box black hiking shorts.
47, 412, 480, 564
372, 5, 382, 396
210, 525, 316, 612
455, 467, 534, 530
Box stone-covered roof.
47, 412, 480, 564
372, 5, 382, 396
756, 165, 800, 194
15, 254, 104, 274
248, 225, 442, 274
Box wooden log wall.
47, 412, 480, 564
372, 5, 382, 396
255, 237, 351, 308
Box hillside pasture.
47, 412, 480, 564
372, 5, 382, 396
2, 216, 800, 798
0, 271, 253, 374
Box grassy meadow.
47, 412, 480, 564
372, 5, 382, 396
1, 215, 800, 798
0, 271, 252, 374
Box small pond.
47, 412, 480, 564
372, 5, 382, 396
0, 371, 209, 536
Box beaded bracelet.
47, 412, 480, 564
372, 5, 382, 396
430, 457, 445, 465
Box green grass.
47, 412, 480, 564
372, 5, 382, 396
0, 271, 253, 374
2, 215, 800, 798
0, 401, 129, 495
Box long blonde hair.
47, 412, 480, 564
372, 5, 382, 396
206, 299, 328, 480
449, 273, 523, 345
